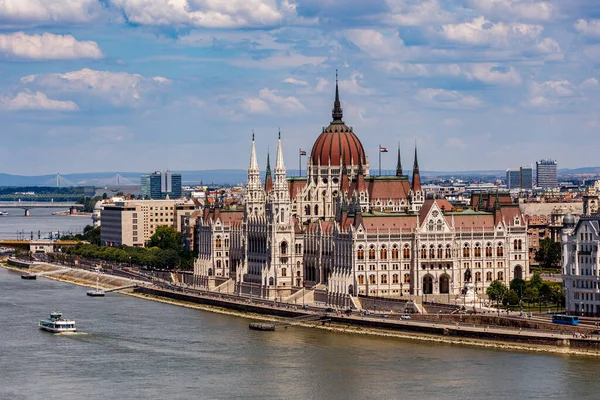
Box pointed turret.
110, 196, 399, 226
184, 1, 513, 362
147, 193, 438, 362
332, 70, 343, 123
249, 132, 259, 173
411, 143, 421, 191
341, 150, 350, 193
396, 142, 403, 176
265, 152, 273, 192
275, 130, 285, 172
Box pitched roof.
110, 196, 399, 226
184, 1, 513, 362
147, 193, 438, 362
361, 215, 417, 233
367, 177, 411, 201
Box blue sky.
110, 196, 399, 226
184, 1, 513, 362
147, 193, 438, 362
1, 0, 600, 175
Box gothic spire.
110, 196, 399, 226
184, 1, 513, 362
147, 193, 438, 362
396, 142, 403, 176
411, 142, 421, 192
249, 132, 259, 172
275, 129, 285, 171
265, 151, 273, 192
332, 70, 343, 123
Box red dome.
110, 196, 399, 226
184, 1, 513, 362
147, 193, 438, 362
311, 122, 366, 166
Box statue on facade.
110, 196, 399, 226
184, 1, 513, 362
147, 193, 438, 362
464, 268, 472, 283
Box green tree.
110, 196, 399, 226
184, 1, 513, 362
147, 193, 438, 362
503, 289, 520, 307
510, 278, 526, 299
147, 226, 182, 251
487, 280, 507, 303
534, 237, 561, 268
529, 272, 543, 289
524, 286, 539, 302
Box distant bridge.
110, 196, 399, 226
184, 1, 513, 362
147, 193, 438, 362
0, 202, 84, 216
0, 240, 81, 249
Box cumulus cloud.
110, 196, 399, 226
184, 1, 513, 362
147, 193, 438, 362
231, 52, 327, 69
343, 29, 404, 58
0, 0, 101, 24
0, 91, 78, 111
242, 88, 305, 114
415, 88, 483, 109
465, 0, 554, 21
575, 19, 600, 37
384, 0, 455, 26
112, 0, 286, 28
20, 68, 170, 108
384, 62, 521, 85
0, 32, 103, 60
526, 80, 578, 108
339, 72, 373, 95
283, 77, 308, 86
439, 16, 543, 46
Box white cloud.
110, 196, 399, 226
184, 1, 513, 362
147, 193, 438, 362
0, 0, 101, 24
339, 72, 373, 95
465, 0, 554, 21
526, 80, 579, 109
533, 37, 562, 59
344, 29, 404, 58
242, 88, 305, 115
575, 19, 600, 37
440, 16, 543, 46
0, 91, 78, 111
384, 62, 521, 85
283, 77, 308, 86
315, 78, 328, 93
446, 137, 467, 149
580, 78, 599, 90
231, 52, 327, 69
20, 68, 170, 107
415, 88, 483, 109
0, 32, 103, 60
112, 0, 286, 28
384, 0, 455, 26
442, 118, 463, 127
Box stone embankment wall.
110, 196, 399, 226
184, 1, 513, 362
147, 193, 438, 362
6, 258, 34, 268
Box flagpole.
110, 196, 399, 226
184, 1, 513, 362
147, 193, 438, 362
379, 144, 381, 176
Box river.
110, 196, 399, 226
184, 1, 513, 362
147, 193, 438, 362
1, 268, 599, 400
0, 206, 90, 240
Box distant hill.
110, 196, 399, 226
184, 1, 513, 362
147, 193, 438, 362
1, 167, 598, 187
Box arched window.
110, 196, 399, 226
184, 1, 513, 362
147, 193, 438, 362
486, 271, 492, 281
282, 268, 287, 277
421, 245, 427, 259
392, 245, 399, 259
380, 246, 387, 260
429, 245, 435, 259
475, 272, 481, 282
358, 275, 365, 285
403, 245, 410, 259
216, 260, 221, 269
280, 241, 288, 255
381, 274, 388, 284
357, 247, 365, 260
445, 245, 451, 259
513, 240, 518, 250
485, 243, 492, 257
474, 243, 481, 258
463, 244, 470, 257
518, 239, 522, 250
437, 245, 443, 259
369, 246, 376, 260
393, 274, 399, 284
305, 205, 311, 216
428, 220, 434, 231
437, 220, 443, 231
314, 204, 319, 215
404, 273, 410, 283
497, 243, 504, 257
498, 271, 504, 281
215, 236, 222, 248
369, 275, 376, 284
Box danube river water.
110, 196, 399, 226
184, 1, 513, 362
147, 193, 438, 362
0, 206, 90, 240
1, 268, 600, 400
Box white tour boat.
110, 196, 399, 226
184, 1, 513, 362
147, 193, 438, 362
39, 312, 76, 333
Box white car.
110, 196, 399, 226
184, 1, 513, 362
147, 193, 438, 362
400, 314, 411, 320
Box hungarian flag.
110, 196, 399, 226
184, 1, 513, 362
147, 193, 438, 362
299, 149, 307, 156
380, 147, 388, 153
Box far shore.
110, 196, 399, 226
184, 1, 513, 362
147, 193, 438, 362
3, 259, 600, 358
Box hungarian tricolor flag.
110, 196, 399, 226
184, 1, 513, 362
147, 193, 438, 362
299, 149, 307, 155
380, 147, 388, 152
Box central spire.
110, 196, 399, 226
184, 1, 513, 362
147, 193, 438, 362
396, 142, 403, 176
332, 69, 343, 123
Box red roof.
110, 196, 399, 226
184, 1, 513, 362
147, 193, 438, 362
361, 215, 418, 233
310, 123, 366, 166
367, 178, 411, 201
